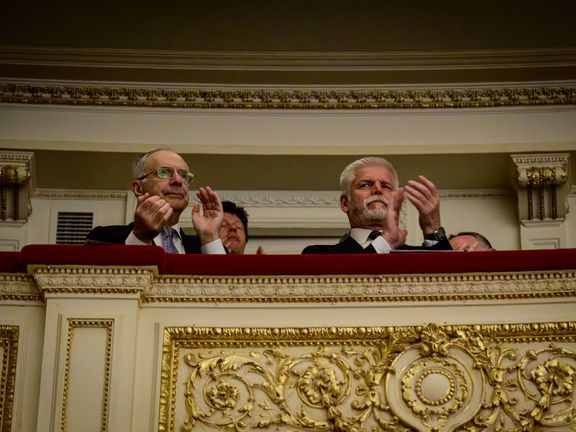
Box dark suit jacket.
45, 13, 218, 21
86, 222, 203, 254
301, 235, 452, 254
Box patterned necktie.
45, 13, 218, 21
368, 230, 381, 242
160, 227, 179, 254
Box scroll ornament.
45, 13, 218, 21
170, 323, 576, 431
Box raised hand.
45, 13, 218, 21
192, 187, 224, 245
132, 193, 174, 243
382, 187, 407, 249
404, 175, 441, 236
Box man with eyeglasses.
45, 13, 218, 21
87, 147, 226, 254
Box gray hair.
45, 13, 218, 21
339, 156, 399, 195
131, 146, 175, 180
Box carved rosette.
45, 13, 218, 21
160, 323, 576, 432
386, 326, 484, 431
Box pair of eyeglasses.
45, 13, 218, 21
137, 167, 195, 184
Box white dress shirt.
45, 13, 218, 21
349, 228, 392, 254
125, 223, 226, 254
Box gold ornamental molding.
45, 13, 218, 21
159, 322, 576, 432
1, 81, 575, 109
0, 273, 40, 302
0, 325, 18, 432
2, 267, 576, 304
144, 270, 576, 304
31, 266, 155, 297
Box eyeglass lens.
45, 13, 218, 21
156, 167, 193, 182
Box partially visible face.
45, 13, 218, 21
341, 165, 395, 228
449, 235, 491, 252
136, 150, 190, 212
220, 213, 247, 254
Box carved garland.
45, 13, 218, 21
1, 83, 574, 109
160, 323, 576, 432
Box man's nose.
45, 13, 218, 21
372, 183, 383, 194
170, 170, 183, 184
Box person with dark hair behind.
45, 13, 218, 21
220, 200, 264, 254
449, 231, 494, 251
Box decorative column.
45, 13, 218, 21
0, 151, 34, 222
32, 265, 153, 432
511, 153, 570, 249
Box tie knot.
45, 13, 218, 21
368, 230, 381, 241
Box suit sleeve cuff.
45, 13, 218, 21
201, 239, 226, 254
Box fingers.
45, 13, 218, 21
195, 187, 222, 212
256, 246, 265, 255
404, 175, 438, 210
135, 195, 173, 225
133, 194, 173, 242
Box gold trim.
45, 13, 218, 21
159, 322, 576, 432
32, 266, 155, 296
1, 82, 574, 109
61, 319, 113, 432
0, 273, 41, 302
0, 325, 18, 432
144, 270, 576, 304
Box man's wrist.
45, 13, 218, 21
423, 226, 447, 241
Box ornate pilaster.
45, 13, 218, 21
511, 153, 571, 249
0, 151, 34, 223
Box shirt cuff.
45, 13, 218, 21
201, 239, 227, 254
126, 231, 154, 246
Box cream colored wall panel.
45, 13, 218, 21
36, 299, 139, 432
27, 196, 127, 246
64, 322, 112, 432
440, 194, 519, 250
1, 105, 575, 155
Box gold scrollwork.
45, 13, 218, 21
159, 323, 576, 431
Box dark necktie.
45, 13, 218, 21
160, 227, 179, 254
368, 230, 381, 241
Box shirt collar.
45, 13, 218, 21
350, 228, 380, 247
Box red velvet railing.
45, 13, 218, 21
1, 245, 575, 275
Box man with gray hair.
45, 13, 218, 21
87, 147, 226, 254
302, 156, 451, 254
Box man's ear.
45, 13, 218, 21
131, 180, 143, 197
340, 194, 349, 213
